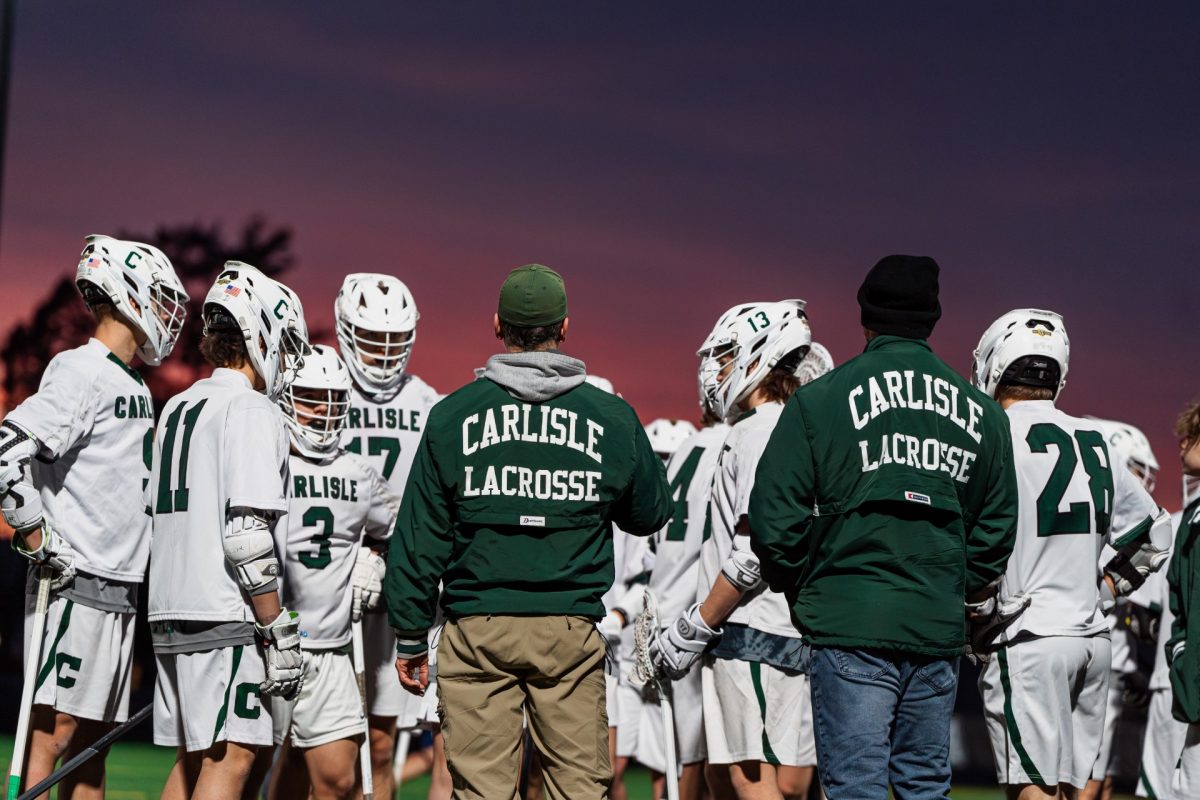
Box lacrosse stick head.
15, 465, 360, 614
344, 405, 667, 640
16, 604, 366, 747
632, 588, 662, 687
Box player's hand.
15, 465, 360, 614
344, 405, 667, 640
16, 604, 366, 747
965, 592, 1030, 664
597, 610, 625, 647
12, 523, 76, 591
351, 547, 386, 623
257, 609, 304, 700
396, 652, 429, 696
651, 602, 721, 680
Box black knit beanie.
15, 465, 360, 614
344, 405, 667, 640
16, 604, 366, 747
857, 255, 942, 339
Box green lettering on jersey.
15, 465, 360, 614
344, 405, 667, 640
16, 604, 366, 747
665, 447, 705, 541
1026, 423, 1113, 537
300, 506, 334, 569
156, 399, 208, 515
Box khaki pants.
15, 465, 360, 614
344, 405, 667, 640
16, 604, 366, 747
437, 615, 610, 800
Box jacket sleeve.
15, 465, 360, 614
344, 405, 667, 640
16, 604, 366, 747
384, 424, 453, 653
962, 412, 1018, 594
1168, 518, 1186, 663
748, 394, 816, 595
609, 411, 673, 536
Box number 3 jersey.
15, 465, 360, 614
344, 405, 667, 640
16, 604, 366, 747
1001, 400, 1163, 639
148, 369, 290, 625
342, 375, 441, 497
6, 339, 155, 583
283, 451, 399, 649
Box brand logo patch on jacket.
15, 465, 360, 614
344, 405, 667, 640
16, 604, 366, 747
904, 491, 931, 505
520, 515, 546, 526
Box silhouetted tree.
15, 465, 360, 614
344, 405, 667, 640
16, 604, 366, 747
1, 217, 296, 411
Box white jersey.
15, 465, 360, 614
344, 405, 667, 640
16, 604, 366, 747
342, 375, 441, 496
647, 424, 729, 624
698, 402, 799, 638
7, 339, 154, 582
1000, 401, 1162, 640
148, 369, 290, 623
283, 451, 398, 649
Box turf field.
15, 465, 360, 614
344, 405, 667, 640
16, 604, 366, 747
0, 735, 1139, 799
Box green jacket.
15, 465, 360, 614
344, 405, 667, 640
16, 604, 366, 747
1168, 499, 1200, 722
748, 336, 1018, 657
385, 352, 672, 653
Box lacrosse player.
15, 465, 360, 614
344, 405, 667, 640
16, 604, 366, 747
1082, 419, 1162, 800
653, 299, 818, 800
1136, 473, 1199, 798
266, 345, 399, 800
149, 264, 310, 799
1167, 404, 1200, 797
0, 236, 186, 800
965, 310, 1171, 798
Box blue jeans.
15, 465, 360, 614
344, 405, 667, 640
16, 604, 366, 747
809, 647, 959, 799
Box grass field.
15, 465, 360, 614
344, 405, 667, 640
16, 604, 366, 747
0, 734, 1138, 799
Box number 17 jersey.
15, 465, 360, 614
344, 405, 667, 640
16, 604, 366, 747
1001, 400, 1159, 639
342, 376, 441, 496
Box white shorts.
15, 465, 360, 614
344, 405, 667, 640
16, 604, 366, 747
154, 644, 273, 752
1175, 723, 1200, 798
25, 594, 134, 723
633, 659, 706, 771
271, 649, 367, 748
979, 635, 1111, 789
363, 609, 420, 725
606, 672, 619, 727
1138, 689, 1188, 798
701, 657, 816, 767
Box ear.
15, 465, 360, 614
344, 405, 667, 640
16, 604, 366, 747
558, 317, 569, 344
493, 313, 502, 340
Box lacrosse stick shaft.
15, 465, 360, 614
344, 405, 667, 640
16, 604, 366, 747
658, 686, 680, 800
351, 621, 374, 800
8, 568, 51, 800
392, 728, 412, 792
17, 703, 152, 800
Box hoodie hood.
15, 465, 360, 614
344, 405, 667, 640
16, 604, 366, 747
482, 351, 587, 402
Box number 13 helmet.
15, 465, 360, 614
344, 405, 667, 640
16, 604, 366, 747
335, 273, 419, 400
697, 299, 811, 423
203, 262, 311, 400
971, 308, 1070, 400
75, 234, 190, 366
280, 345, 352, 459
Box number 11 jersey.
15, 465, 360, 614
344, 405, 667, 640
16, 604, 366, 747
1001, 400, 1160, 639
148, 368, 291, 625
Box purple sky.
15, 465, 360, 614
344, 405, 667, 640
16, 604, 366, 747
1, 2, 1197, 507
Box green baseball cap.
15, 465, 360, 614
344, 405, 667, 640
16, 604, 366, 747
497, 264, 568, 327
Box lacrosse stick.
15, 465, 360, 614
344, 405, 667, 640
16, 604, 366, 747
633, 589, 679, 800
391, 727, 413, 792
17, 703, 151, 800
351, 620, 374, 800
8, 567, 51, 800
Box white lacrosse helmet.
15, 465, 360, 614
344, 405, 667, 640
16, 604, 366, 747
203, 262, 311, 400
335, 273, 419, 399
797, 341, 835, 385
644, 419, 698, 459
281, 345, 352, 459
1087, 417, 1160, 493
971, 309, 1070, 400
697, 299, 812, 422
75, 234, 190, 366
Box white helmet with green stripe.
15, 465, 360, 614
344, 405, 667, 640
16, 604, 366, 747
75, 234, 189, 366
697, 299, 811, 423
203, 262, 311, 400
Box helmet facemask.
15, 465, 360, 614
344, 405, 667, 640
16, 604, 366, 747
283, 383, 350, 458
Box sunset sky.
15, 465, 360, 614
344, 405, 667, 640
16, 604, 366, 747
1, 2, 1197, 506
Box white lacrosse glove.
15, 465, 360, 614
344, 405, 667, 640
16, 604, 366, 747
351, 547, 386, 623
12, 523, 76, 591
965, 592, 1031, 664
597, 584, 647, 646
257, 609, 304, 700
650, 602, 721, 680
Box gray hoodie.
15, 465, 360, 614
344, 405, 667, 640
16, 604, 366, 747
481, 351, 587, 403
